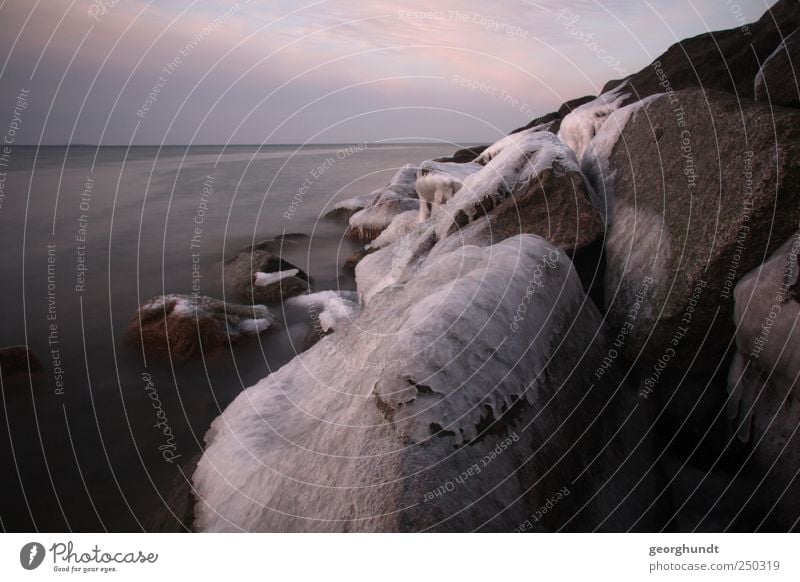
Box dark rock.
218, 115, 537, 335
127, 295, 275, 362
509, 95, 596, 135
509, 111, 560, 135
601, 0, 800, 103
0, 345, 42, 379
433, 144, 490, 163
603, 88, 800, 407
755, 26, 800, 107
224, 242, 309, 304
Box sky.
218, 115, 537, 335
0, 0, 774, 145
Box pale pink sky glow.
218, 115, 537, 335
0, 0, 773, 144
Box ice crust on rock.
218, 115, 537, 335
254, 269, 299, 287
346, 165, 419, 241
193, 234, 587, 532
286, 290, 360, 332
434, 130, 581, 241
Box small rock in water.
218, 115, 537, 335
0, 345, 43, 380
127, 294, 276, 362
224, 240, 310, 304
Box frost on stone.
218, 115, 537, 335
434, 130, 581, 240
556, 83, 631, 165
286, 290, 360, 332
254, 269, 299, 287
193, 234, 587, 532
346, 165, 419, 241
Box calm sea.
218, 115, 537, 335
0, 143, 451, 531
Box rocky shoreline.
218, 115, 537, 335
137, 0, 800, 532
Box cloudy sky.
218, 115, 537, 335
0, 0, 773, 145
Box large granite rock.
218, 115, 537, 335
603, 88, 800, 404
755, 26, 800, 107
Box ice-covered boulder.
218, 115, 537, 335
436, 130, 582, 240
727, 232, 800, 527
127, 294, 276, 361
366, 210, 420, 251
754, 26, 800, 108
346, 165, 419, 242
356, 130, 604, 304
193, 235, 659, 532
224, 239, 310, 304
415, 160, 482, 221
602, 88, 800, 402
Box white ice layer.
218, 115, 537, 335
415, 161, 482, 221
347, 165, 419, 236
139, 294, 276, 338
367, 210, 420, 250
557, 83, 631, 164
286, 290, 360, 332
193, 234, 585, 531
254, 269, 299, 287
434, 130, 581, 240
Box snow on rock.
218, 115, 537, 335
127, 294, 276, 361
434, 130, 581, 241
193, 234, 654, 531
346, 165, 419, 242
286, 290, 360, 333
727, 231, 800, 526
254, 269, 299, 287
355, 221, 438, 304
415, 160, 482, 221
556, 84, 631, 165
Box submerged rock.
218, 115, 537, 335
127, 295, 276, 362
224, 240, 310, 304
754, 26, 800, 108
0, 345, 42, 380
193, 235, 659, 532
728, 232, 800, 528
